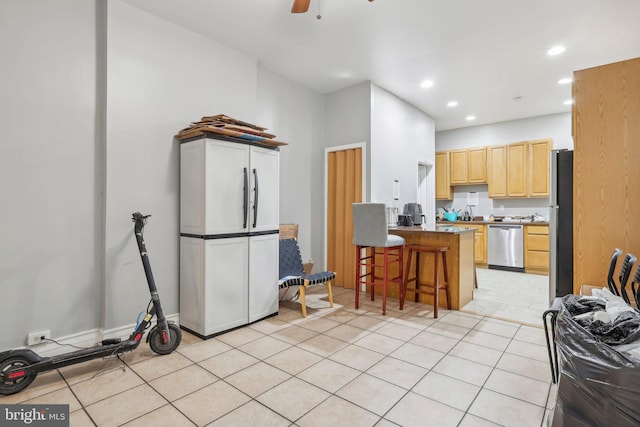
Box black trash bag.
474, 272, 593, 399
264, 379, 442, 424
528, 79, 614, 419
561, 294, 640, 345
550, 304, 640, 427
561, 294, 605, 316
575, 310, 640, 345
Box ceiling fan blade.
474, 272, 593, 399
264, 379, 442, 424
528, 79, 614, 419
291, 0, 311, 13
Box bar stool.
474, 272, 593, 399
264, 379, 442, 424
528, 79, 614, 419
352, 203, 405, 315
401, 244, 451, 318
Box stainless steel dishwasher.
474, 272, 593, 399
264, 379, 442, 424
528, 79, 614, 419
487, 224, 524, 272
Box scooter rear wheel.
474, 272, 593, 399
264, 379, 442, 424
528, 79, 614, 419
0, 356, 37, 395
149, 323, 182, 355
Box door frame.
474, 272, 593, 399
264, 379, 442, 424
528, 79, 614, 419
323, 142, 367, 272
416, 157, 434, 225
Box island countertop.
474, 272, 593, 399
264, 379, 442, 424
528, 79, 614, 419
389, 225, 477, 234
374, 226, 476, 311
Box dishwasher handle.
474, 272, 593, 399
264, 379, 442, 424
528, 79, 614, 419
488, 224, 523, 230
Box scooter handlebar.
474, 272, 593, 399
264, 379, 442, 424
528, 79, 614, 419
132, 212, 151, 233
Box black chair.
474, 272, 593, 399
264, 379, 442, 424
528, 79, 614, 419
617, 253, 637, 304
543, 248, 624, 384
630, 263, 640, 307
279, 238, 335, 317
606, 248, 623, 296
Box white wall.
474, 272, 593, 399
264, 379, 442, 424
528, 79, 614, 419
436, 113, 572, 151
0, 0, 100, 350
0, 0, 332, 350
435, 113, 572, 218
324, 82, 372, 199
371, 84, 436, 224
257, 68, 324, 267
104, 0, 258, 329
323, 81, 436, 225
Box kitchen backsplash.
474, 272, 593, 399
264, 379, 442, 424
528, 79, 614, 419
435, 184, 549, 220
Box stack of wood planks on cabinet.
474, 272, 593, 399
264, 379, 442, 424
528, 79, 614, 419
176, 114, 288, 147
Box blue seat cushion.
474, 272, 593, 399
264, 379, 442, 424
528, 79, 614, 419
279, 238, 335, 289
278, 271, 336, 289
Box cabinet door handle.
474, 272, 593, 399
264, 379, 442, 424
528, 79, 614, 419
243, 167, 248, 229
253, 168, 259, 228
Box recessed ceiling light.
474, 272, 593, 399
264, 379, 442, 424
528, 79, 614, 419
466, 115, 476, 121
558, 77, 572, 85
547, 45, 566, 56
420, 79, 434, 89
563, 99, 574, 105
447, 101, 458, 107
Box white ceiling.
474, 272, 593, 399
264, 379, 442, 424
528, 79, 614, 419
123, 0, 640, 131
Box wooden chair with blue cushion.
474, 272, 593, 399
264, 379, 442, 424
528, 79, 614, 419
279, 238, 335, 317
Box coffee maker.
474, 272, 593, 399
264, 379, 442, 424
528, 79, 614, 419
403, 203, 425, 225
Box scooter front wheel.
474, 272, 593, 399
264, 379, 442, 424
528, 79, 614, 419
0, 356, 37, 395
148, 323, 182, 355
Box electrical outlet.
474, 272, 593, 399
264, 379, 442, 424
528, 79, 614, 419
27, 330, 51, 346
499, 204, 505, 211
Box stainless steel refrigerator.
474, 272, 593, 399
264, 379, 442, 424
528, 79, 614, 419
549, 149, 573, 303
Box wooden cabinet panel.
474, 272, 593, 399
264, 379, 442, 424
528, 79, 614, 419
443, 140, 548, 199
487, 145, 507, 198
527, 234, 548, 251
573, 57, 640, 294
528, 139, 551, 197
507, 143, 527, 197
449, 148, 487, 186
527, 251, 550, 270
528, 225, 549, 235
468, 147, 487, 183
525, 224, 549, 274
462, 224, 486, 265
435, 151, 452, 200
449, 149, 468, 184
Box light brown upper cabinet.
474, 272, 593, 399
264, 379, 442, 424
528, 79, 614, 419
527, 139, 551, 197
490, 140, 551, 198
487, 145, 507, 198
468, 147, 488, 183
435, 151, 452, 200
507, 142, 527, 197
449, 149, 468, 184
449, 147, 487, 185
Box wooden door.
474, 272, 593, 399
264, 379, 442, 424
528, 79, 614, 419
327, 147, 362, 289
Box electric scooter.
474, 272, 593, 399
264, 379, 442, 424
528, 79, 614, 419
0, 212, 182, 395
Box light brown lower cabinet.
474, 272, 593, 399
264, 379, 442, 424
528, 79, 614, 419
525, 225, 549, 274
461, 224, 486, 266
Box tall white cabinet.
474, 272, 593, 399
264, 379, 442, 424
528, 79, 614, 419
179, 135, 279, 337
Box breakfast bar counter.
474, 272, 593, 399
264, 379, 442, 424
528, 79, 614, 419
387, 225, 476, 311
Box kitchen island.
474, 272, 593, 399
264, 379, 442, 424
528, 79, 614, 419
386, 225, 476, 311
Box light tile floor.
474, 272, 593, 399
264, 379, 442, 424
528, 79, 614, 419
1, 287, 556, 426
462, 268, 549, 326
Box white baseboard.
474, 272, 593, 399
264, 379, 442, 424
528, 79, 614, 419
23, 313, 180, 357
